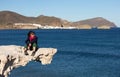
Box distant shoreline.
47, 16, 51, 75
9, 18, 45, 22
0, 27, 119, 30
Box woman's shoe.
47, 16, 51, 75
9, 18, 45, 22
24, 50, 29, 55
31, 51, 36, 56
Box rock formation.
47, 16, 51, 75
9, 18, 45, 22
0, 45, 57, 77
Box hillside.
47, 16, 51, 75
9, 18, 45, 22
36, 15, 63, 26
72, 17, 116, 28
0, 11, 117, 29
0, 11, 34, 25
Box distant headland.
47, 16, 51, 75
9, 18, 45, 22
0, 11, 117, 29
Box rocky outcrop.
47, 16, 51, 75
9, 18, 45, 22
0, 45, 57, 77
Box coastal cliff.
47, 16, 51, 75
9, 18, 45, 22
0, 45, 57, 77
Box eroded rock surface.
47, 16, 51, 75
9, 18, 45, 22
0, 45, 57, 77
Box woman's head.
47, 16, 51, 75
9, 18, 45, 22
28, 31, 35, 37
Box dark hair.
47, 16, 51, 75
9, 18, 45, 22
27, 31, 35, 37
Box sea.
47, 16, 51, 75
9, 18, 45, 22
0, 29, 120, 77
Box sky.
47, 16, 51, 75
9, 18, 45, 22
0, 0, 120, 26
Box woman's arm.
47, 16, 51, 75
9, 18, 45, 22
25, 38, 30, 44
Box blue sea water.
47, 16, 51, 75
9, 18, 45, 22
0, 29, 120, 77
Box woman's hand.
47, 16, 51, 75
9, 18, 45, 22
28, 43, 32, 47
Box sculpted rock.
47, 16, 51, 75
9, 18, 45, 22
0, 45, 57, 77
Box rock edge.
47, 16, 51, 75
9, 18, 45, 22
0, 45, 57, 77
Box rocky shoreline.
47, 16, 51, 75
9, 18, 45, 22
0, 45, 57, 77
0, 24, 116, 30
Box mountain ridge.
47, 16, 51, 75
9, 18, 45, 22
0, 11, 117, 29
72, 17, 116, 28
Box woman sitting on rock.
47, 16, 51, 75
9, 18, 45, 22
24, 31, 38, 56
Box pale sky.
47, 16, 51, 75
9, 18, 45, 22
0, 0, 120, 26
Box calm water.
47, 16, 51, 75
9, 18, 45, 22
0, 29, 120, 77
